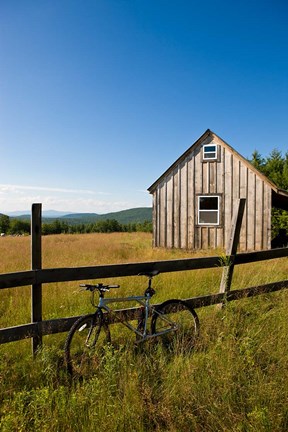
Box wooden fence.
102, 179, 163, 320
0, 202, 287, 354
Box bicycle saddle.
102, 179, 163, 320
138, 270, 159, 278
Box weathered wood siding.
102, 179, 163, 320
152, 134, 272, 252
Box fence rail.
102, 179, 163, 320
0, 203, 287, 351
0, 278, 287, 345
1, 248, 287, 290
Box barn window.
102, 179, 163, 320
198, 196, 220, 225
203, 144, 217, 160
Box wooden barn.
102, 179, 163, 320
148, 129, 288, 252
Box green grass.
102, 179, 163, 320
0, 233, 287, 431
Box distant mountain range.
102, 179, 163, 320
3, 207, 152, 225
6, 210, 71, 217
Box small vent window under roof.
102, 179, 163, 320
203, 144, 217, 160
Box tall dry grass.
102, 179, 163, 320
0, 233, 287, 431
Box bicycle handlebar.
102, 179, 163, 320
79, 283, 120, 292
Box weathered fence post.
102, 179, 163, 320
218, 198, 246, 307
31, 203, 42, 355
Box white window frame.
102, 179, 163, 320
203, 144, 217, 161
198, 195, 220, 225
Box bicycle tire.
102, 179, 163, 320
64, 311, 110, 378
151, 299, 200, 353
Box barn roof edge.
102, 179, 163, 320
147, 129, 285, 196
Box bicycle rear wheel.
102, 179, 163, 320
64, 311, 110, 378
151, 300, 200, 353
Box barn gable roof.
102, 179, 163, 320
147, 129, 288, 209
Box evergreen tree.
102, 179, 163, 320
250, 149, 288, 239
264, 149, 285, 188
0, 215, 10, 233
282, 152, 288, 190
251, 150, 265, 171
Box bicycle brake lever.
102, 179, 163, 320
79, 284, 93, 292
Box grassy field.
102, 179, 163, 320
0, 233, 287, 431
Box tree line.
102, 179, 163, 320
0, 215, 152, 236
42, 219, 152, 235
250, 148, 288, 237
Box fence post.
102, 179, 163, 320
218, 198, 246, 306
31, 203, 42, 355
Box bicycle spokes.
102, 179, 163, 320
65, 315, 111, 378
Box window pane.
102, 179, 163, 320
199, 197, 218, 210
204, 145, 216, 153
204, 152, 216, 159
199, 211, 218, 224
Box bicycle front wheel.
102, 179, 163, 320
64, 312, 110, 378
151, 300, 200, 353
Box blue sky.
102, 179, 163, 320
1, 0, 287, 214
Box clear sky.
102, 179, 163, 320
1, 0, 287, 214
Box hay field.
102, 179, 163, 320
0, 233, 287, 431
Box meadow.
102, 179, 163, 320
0, 233, 287, 431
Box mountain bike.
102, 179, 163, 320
64, 271, 200, 378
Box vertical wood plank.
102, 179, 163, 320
222, 147, 226, 247
247, 170, 256, 250
224, 149, 233, 250
209, 162, 216, 194
255, 178, 264, 250
187, 154, 196, 249
173, 168, 180, 248
166, 175, 173, 248
239, 162, 247, 251
159, 183, 166, 247
31, 203, 42, 355
156, 188, 160, 246
194, 147, 202, 249
152, 192, 157, 247
180, 161, 187, 248
172, 173, 175, 248
157, 188, 161, 247
216, 145, 224, 248
178, 165, 182, 248
261, 181, 265, 250
186, 159, 189, 249
165, 179, 168, 248
264, 184, 272, 249
202, 227, 208, 249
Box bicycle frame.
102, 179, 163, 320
98, 294, 178, 341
